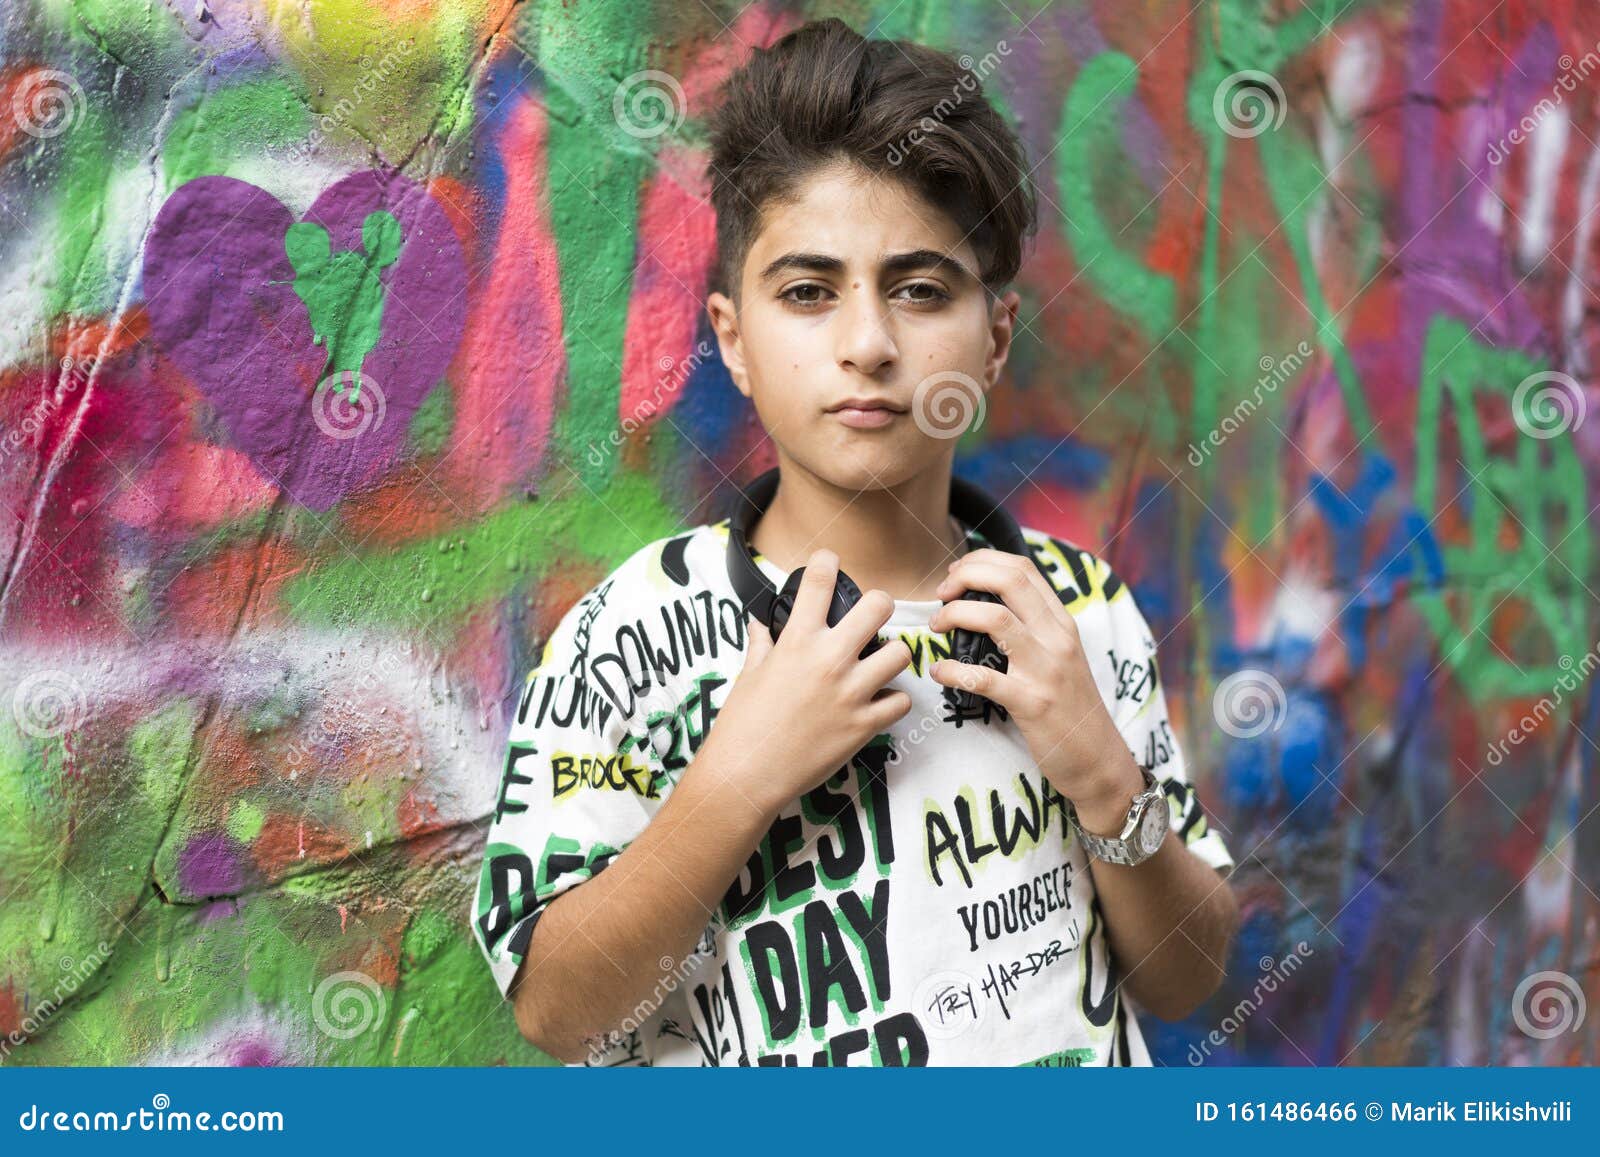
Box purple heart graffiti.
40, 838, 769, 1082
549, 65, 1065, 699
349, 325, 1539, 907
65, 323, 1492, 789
142, 170, 467, 511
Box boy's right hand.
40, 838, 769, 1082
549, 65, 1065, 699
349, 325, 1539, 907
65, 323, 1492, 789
696, 549, 913, 821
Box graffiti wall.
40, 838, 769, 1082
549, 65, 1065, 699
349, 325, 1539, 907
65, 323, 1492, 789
0, 0, 1595, 1065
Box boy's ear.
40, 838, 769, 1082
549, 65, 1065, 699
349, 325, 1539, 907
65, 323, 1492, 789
706, 290, 752, 399
984, 289, 1022, 388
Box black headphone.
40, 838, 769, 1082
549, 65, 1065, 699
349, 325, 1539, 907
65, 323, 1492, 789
723, 466, 1053, 714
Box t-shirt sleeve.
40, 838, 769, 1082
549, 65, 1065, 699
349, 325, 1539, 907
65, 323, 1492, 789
1102, 582, 1235, 874
471, 576, 665, 1001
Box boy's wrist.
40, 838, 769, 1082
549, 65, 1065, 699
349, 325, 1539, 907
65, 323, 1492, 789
1071, 751, 1149, 837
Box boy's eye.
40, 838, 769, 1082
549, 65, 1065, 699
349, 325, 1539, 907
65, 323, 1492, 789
780, 283, 832, 306
895, 281, 950, 304
779, 282, 950, 306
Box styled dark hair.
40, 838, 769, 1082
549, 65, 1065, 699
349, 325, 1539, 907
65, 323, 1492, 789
705, 16, 1037, 301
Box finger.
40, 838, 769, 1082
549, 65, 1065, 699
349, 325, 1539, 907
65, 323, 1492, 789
862, 687, 913, 730
939, 556, 1054, 628
786, 549, 839, 633
1017, 558, 1076, 628
832, 586, 897, 661
930, 597, 1039, 667
852, 635, 914, 691
929, 656, 1022, 712
741, 612, 774, 669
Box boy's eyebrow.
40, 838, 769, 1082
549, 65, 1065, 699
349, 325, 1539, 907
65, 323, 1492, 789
879, 248, 976, 283
756, 248, 977, 285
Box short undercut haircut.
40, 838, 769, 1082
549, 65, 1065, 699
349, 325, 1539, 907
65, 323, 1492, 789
705, 16, 1039, 301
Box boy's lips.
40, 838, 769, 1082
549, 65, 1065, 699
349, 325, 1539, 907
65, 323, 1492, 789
827, 397, 906, 429
832, 404, 908, 428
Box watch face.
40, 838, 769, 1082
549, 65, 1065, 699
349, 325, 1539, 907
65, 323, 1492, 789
1139, 803, 1169, 855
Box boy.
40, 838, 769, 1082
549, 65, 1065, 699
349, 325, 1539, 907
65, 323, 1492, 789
472, 16, 1238, 1066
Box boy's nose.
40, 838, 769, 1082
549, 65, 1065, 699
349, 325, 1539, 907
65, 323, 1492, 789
834, 294, 898, 371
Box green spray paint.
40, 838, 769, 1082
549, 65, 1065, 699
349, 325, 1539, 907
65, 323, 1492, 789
1057, 52, 1177, 338
408, 380, 455, 456
283, 468, 679, 627
1254, 128, 1374, 437
162, 78, 310, 191
539, 0, 655, 486
1414, 318, 1589, 699
284, 211, 402, 397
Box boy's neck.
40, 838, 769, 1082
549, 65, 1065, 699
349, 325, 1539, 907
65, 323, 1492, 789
746, 459, 971, 602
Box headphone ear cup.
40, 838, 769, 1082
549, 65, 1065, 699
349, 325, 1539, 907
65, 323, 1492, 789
769, 566, 886, 660
948, 589, 1007, 712
768, 567, 803, 641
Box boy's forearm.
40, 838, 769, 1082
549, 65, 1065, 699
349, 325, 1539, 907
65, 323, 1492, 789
1087, 825, 1239, 1022
509, 746, 778, 1062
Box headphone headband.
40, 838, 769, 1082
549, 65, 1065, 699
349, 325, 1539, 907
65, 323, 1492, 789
724, 466, 1032, 626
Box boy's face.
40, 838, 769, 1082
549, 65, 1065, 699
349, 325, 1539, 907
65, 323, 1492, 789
706, 161, 1020, 492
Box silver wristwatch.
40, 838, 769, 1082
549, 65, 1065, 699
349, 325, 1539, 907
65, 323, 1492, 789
1071, 766, 1169, 866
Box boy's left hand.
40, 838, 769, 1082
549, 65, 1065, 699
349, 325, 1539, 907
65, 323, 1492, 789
927, 548, 1146, 836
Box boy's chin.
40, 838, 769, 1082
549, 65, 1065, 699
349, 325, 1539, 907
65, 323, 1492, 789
787, 449, 949, 493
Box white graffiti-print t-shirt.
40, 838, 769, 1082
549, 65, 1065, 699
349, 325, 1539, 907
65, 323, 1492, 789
472, 517, 1235, 1066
